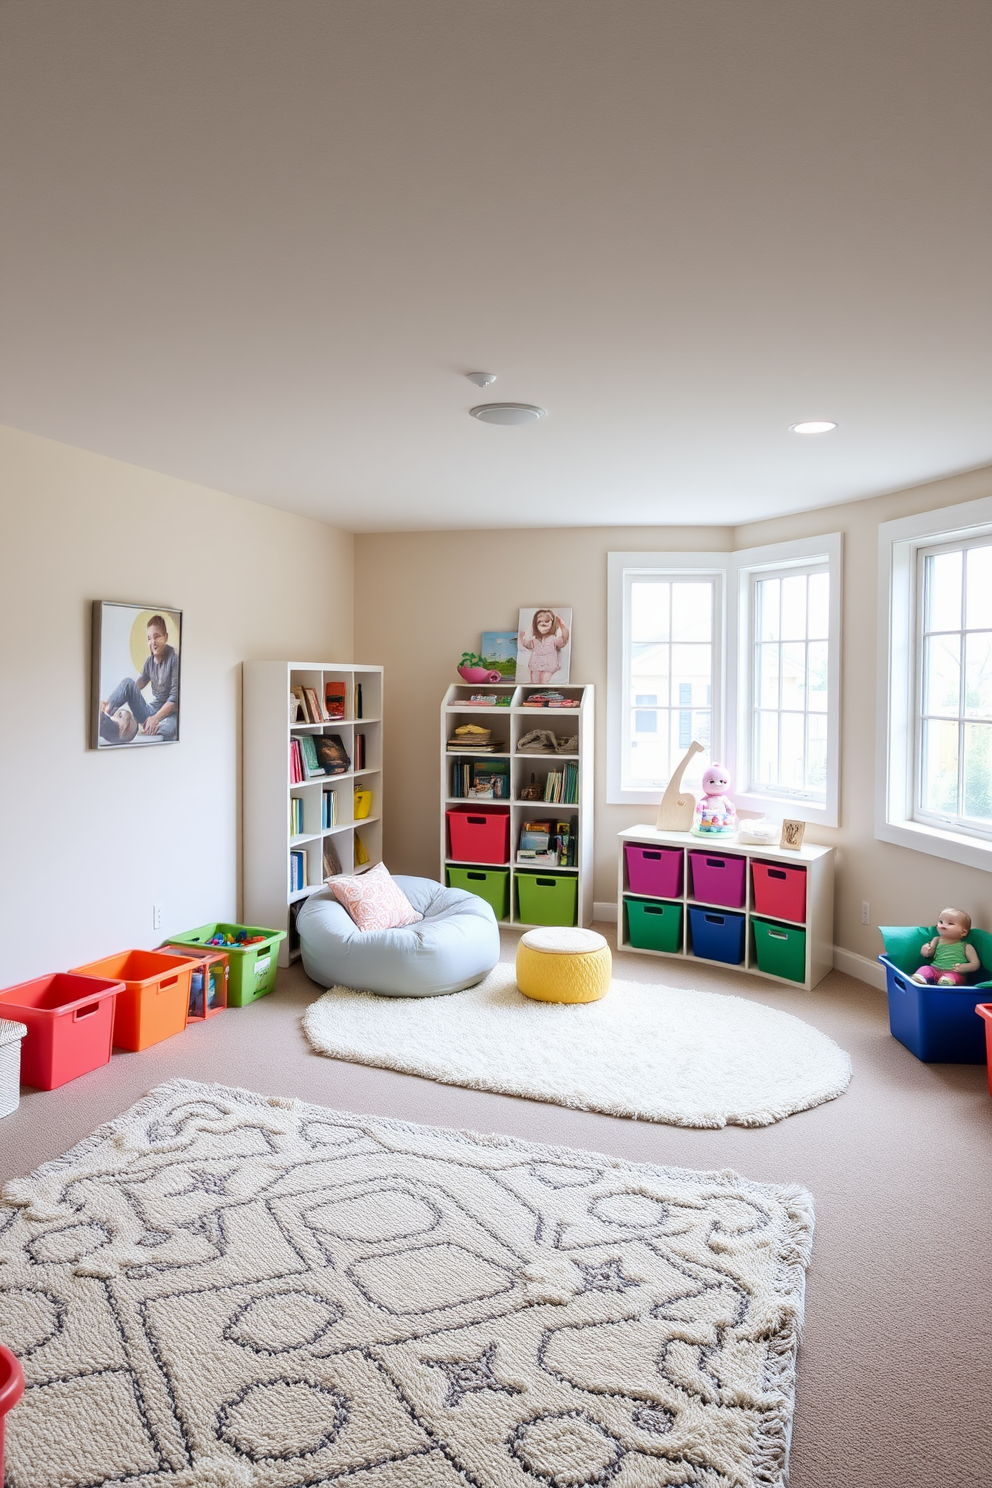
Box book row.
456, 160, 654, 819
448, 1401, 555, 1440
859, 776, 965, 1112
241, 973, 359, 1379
290, 680, 367, 725
449, 758, 577, 803
290, 732, 367, 782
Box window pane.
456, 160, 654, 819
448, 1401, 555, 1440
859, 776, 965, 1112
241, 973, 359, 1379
921, 719, 959, 814
963, 724, 992, 820
757, 578, 780, 642
667, 713, 707, 787
779, 713, 805, 790
807, 571, 829, 639
780, 643, 806, 710
923, 634, 960, 716
807, 640, 828, 712
670, 644, 711, 703
630, 644, 670, 704
628, 717, 669, 782
965, 547, 992, 631
964, 632, 992, 718
691, 710, 712, 755
926, 551, 962, 632
806, 713, 828, 792
754, 711, 778, 785
630, 582, 669, 643
671, 583, 712, 642
756, 644, 779, 709
780, 575, 808, 640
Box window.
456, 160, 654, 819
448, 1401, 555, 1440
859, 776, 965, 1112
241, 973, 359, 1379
608, 538, 841, 824
879, 496, 992, 869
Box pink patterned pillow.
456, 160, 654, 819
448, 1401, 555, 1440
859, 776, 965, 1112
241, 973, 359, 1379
328, 862, 423, 932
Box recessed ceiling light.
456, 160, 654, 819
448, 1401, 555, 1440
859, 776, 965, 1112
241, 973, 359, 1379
789, 420, 837, 434
470, 403, 546, 426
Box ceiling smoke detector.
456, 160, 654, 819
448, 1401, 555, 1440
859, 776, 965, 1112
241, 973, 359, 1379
466, 371, 497, 388
470, 403, 546, 426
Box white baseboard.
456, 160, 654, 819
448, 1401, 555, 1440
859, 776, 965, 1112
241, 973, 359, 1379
593, 901, 619, 923
831, 944, 886, 990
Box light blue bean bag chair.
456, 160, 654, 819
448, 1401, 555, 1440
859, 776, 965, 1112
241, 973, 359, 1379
296, 875, 500, 997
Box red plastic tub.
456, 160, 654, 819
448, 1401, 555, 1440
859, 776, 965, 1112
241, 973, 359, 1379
624, 843, 683, 898
978, 1005, 992, 1096
0, 1344, 24, 1484
751, 860, 807, 922
446, 806, 510, 864
688, 851, 746, 908
0, 973, 124, 1089
70, 949, 196, 1052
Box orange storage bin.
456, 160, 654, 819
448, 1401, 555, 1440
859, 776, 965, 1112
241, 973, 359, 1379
70, 949, 196, 1052
0, 972, 124, 1089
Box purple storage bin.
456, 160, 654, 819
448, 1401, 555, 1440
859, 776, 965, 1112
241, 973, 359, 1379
688, 850, 746, 908
624, 843, 683, 898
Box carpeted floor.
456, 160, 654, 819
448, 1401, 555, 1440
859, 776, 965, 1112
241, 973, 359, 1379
1, 925, 990, 1487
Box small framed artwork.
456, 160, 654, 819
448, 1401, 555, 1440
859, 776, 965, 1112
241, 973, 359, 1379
480, 631, 518, 678
516, 607, 572, 684
92, 602, 182, 748
780, 818, 806, 850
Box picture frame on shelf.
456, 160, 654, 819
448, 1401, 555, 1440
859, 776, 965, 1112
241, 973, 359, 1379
480, 631, 518, 678
91, 601, 182, 749
780, 818, 806, 850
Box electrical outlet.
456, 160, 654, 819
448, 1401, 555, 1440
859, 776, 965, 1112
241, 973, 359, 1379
152, 904, 164, 931
861, 900, 870, 926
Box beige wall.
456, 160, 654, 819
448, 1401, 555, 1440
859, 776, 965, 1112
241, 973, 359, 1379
0, 426, 354, 985
356, 463, 992, 972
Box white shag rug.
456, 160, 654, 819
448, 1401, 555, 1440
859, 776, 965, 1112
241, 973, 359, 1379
0, 1079, 813, 1488
304, 964, 852, 1128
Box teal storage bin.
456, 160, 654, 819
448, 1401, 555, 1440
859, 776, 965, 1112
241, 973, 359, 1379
446, 866, 510, 921
752, 916, 807, 983
516, 872, 578, 927
625, 897, 682, 953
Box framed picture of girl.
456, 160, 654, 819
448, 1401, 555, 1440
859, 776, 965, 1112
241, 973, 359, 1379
516, 608, 572, 684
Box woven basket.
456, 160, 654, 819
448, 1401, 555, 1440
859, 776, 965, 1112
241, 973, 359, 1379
0, 1019, 27, 1119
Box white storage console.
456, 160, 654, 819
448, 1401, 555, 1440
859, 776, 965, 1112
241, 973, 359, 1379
618, 826, 834, 990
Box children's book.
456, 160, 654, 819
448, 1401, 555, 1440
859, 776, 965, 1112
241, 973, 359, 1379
314, 734, 351, 774
520, 820, 552, 852
325, 682, 347, 719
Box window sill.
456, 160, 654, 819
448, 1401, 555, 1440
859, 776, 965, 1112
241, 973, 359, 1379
875, 816, 992, 873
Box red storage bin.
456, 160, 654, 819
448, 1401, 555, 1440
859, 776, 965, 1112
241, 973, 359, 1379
446, 806, 510, 864
688, 851, 746, 908
0, 973, 124, 1089
624, 843, 683, 898
977, 1005, 992, 1097
751, 860, 807, 922
0, 1344, 24, 1488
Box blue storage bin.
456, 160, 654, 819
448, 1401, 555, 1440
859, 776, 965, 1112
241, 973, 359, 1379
688, 906, 745, 966
878, 955, 988, 1063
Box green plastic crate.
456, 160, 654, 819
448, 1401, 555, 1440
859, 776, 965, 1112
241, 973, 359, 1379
516, 871, 578, 927
625, 896, 683, 953
752, 916, 807, 984
165, 923, 286, 1006
446, 866, 510, 921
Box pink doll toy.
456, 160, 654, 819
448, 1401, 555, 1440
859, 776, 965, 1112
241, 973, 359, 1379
690, 763, 738, 836
912, 908, 980, 985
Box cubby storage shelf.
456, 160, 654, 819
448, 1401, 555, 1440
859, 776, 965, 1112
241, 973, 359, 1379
244, 661, 384, 965
618, 826, 834, 990
440, 682, 594, 927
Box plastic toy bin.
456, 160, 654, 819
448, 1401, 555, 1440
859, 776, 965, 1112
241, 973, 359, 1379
624, 844, 683, 898
626, 897, 683, 953
516, 871, 578, 927
688, 851, 746, 909
446, 866, 510, 921
879, 956, 987, 1063
751, 861, 807, 922
687, 907, 745, 965
70, 950, 195, 1052
446, 806, 510, 864
752, 917, 807, 984
166, 924, 286, 1007
977, 1005, 992, 1095
161, 944, 228, 1021
0, 972, 124, 1089
0, 1343, 25, 1486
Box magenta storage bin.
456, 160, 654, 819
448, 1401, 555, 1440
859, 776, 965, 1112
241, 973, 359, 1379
688, 851, 746, 908
624, 844, 683, 898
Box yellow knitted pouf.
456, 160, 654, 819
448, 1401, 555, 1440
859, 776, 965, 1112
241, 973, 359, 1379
516, 927, 612, 1003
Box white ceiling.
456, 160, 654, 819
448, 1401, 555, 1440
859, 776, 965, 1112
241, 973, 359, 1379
1, 1, 990, 532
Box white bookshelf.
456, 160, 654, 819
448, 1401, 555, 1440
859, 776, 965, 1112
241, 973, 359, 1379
617, 826, 834, 990
439, 682, 594, 928
243, 661, 384, 965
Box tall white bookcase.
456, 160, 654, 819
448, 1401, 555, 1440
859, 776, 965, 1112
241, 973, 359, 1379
440, 682, 594, 927
243, 661, 384, 965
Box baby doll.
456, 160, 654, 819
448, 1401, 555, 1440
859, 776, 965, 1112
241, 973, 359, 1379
691, 763, 738, 836
912, 908, 979, 985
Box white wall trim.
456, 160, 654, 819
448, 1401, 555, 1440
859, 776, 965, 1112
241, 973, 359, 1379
831, 944, 887, 991
593, 900, 619, 923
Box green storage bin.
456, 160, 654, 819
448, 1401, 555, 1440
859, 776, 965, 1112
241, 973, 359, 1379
752, 916, 807, 984
625, 896, 683, 953
446, 866, 510, 921
516, 871, 578, 927
165, 922, 286, 1006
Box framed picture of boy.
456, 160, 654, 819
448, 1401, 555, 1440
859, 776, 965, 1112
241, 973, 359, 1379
516, 607, 572, 684
91, 602, 182, 748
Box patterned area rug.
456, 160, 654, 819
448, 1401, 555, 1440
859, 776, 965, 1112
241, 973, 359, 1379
304, 965, 852, 1128
0, 1080, 813, 1488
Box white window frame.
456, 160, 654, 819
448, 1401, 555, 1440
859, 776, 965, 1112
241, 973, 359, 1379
878, 492, 992, 871
608, 536, 841, 825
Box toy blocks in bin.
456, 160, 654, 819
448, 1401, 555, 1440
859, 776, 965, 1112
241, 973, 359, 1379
161, 943, 228, 1021
0, 1020, 27, 1117
165, 924, 285, 1006
878, 923, 992, 1063
0, 973, 123, 1089
70, 949, 196, 1052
